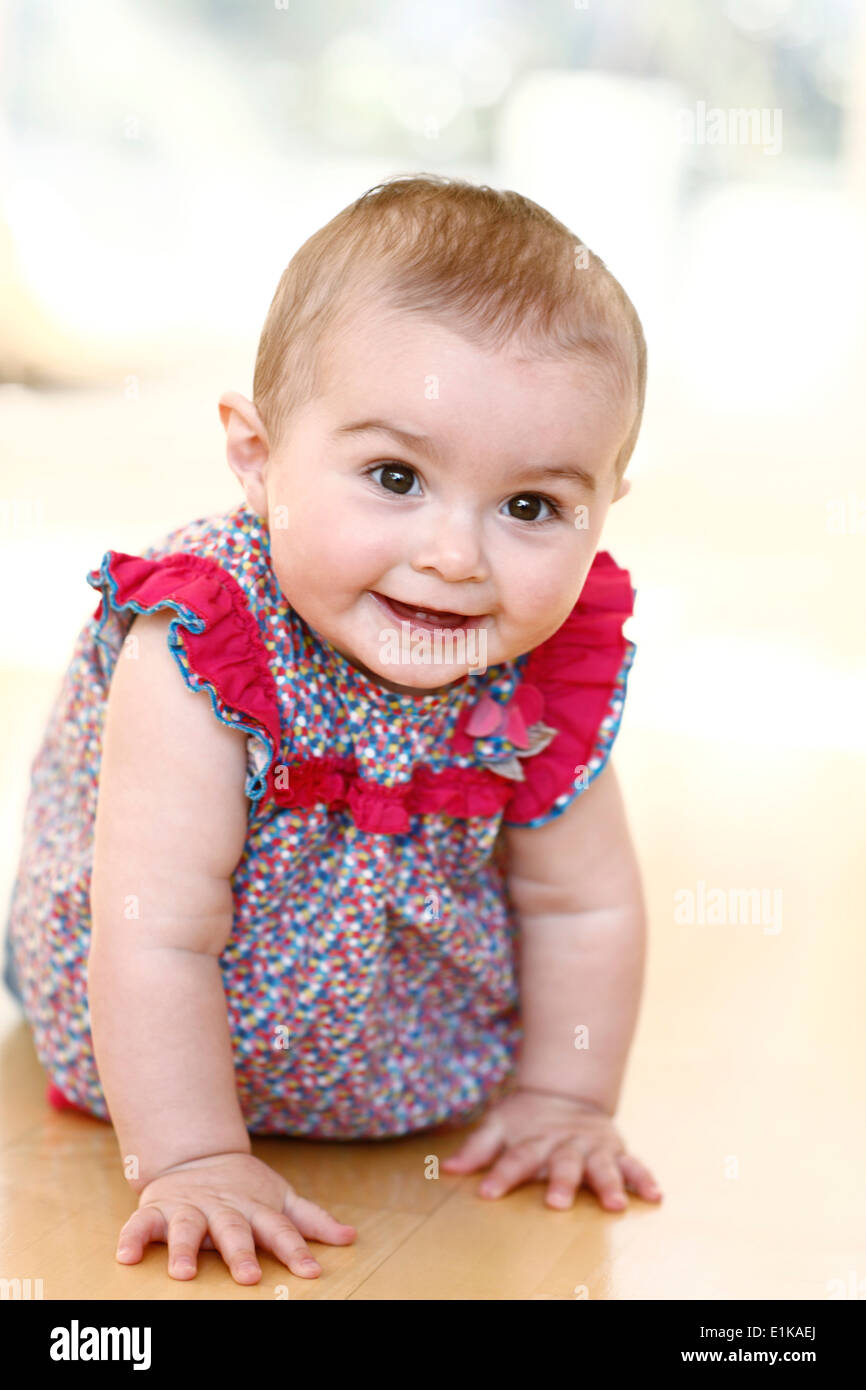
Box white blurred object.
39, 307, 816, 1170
673, 186, 866, 412
627, 613, 866, 754
494, 70, 686, 361
0, 0, 385, 354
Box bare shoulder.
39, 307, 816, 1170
502, 760, 642, 915
92, 609, 251, 935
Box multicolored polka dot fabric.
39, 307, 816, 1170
3, 501, 633, 1139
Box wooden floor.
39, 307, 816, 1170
1, 348, 865, 1299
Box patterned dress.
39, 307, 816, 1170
3, 501, 635, 1139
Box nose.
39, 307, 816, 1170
408, 503, 488, 584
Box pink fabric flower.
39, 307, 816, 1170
453, 683, 559, 782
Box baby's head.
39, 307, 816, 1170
220, 173, 646, 695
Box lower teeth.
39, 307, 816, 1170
382, 595, 462, 623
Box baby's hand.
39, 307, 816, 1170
115, 1152, 357, 1284
441, 1087, 662, 1211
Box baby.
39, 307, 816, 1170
3, 173, 662, 1286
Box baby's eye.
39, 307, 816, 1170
502, 494, 561, 523
368, 463, 420, 496
366, 467, 561, 524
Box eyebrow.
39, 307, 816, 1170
332, 418, 598, 494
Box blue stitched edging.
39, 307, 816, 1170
88, 556, 275, 816
502, 635, 637, 829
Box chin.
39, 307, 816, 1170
369, 661, 468, 695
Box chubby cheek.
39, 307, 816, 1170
269, 512, 386, 611
499, 546, 593, 643
267, 528, 313, 608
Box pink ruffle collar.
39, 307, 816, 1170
88, 546, 634, 832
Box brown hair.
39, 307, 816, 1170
253, 172, 646, 479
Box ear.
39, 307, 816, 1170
612, 476, 632, 503
219, 391, 270, 517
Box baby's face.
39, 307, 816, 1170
223, 306, 633, 695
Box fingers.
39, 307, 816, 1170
282, 1193, 358, 1245
584, 1150, 629, 1210
440, 1123, 504, 1175
477, 1135, 549, 1198
543, 1147, 587, 1210
249, 1207, 328, 1278
619, 1153, 663, 1202
542, 1146, 663, 1211
207, 1206, 263, 1285
116, 1205, 166, 1264
166, 1206, 208, 1280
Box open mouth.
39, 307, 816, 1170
370, 592, 483, 631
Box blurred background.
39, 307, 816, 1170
1, 0, 864, 1297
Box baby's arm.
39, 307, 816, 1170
88, 609, 253, 1178
502, 759, 646, 1110
88, 609, 355, 1281
442, 760, 661, 1209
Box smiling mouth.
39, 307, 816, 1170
371, 592, 484, 631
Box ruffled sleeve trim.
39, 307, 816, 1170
84, 547, 633, 832
453, 550, 636, 829
87, 550, 283, 808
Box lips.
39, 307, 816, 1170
371, 592, 480, 630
